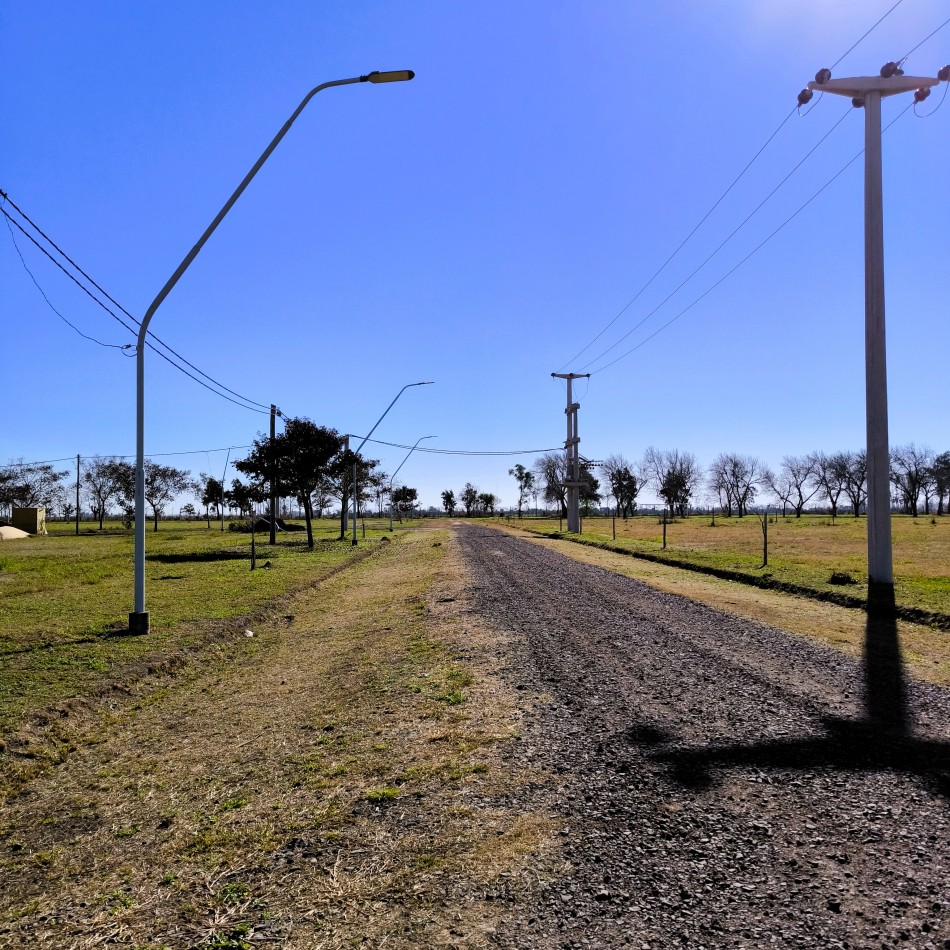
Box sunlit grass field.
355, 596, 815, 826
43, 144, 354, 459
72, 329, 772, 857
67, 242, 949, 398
0, 518, 396, 732
513, 513, 950, 616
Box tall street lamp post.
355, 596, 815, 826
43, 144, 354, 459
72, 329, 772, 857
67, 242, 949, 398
351, 382, 434, 545
130, 69, 415, 635
807, 70, 938, 597
389, 435, 436, 530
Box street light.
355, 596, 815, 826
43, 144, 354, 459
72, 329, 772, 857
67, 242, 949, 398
129, 68, 415, 635
351, 382, 434, 545
807, 69, 939, 595
389, 436, 437, 530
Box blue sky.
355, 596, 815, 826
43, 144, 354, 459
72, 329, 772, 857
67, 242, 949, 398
2, 1, 947, 510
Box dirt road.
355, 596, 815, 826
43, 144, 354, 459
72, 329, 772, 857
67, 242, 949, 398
455, 524, 950, 949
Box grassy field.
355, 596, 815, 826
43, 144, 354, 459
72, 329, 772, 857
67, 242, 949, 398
0, 518, 398, 734
509, 513, 950, 617
0, 527, 552, 947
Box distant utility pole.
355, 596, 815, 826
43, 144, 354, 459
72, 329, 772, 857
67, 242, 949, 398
269, 405, 279, 545
551, 372, 590, 533
806, 66, 942, 594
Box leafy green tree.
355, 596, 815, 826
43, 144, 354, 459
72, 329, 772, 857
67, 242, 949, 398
477, 492, 497, 515
392, 485, 418, 513
113, 460, 191, 532
646, 448, 701, 517
601, 455, 640, 518
441, 489, 456, 516
461, 482, 479, 517
508, 464, 535, 518
198, 473, 224, 526
236, 418, 343, 549
930, 451, 950, 516
82, 457, 126, 528
323, 448, 381, 540
0, 460, 68, 516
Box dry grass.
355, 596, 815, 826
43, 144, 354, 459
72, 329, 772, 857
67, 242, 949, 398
0, 528, 560, 949
493, 523, 950, 689
513, 513, 950, 615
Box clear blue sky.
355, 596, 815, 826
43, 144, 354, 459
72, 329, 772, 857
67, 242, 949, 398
2, 1, 947, 510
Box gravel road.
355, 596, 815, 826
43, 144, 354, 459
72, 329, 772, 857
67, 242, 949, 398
455, 524, 950, 950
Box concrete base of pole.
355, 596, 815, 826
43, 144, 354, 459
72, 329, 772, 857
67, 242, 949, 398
128, 612, 150, 635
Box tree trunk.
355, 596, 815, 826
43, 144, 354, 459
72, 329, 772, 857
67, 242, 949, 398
303, 496, 314, 549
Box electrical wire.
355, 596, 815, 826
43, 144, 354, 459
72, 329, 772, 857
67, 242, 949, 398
0, 191, 272, 413
0, 447, 251, 470
588, 103, 914, 376
3, 211, 133, 353
831, 0, 905, 70
558, 105, 799, 372
578, 105, 854, 372
898, 13, 950, 65
356, 437, 561, 456
1, 205, 270, 414
914, 78, 949, 117
557, 0, 912, 375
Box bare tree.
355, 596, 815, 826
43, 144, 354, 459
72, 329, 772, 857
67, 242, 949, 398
890, 444, 934, 518
534, 452, 568, 517
707, 453, 764, 518
763, 466, 793, 517
768, 455, 818, 517
810, 451, 849, 519
841, 450, 868, 518
643, 448, 700, 517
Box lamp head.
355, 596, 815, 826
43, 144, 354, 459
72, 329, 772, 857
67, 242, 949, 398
362, 70, 415, 83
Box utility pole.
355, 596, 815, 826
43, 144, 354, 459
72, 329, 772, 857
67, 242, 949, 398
551, 372, 590, 533
806, 66, 941, 595
75, 454, 80, 536
269, 405, 278, 545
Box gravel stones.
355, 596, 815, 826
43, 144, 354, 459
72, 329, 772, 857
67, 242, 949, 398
456, 524, 950, 949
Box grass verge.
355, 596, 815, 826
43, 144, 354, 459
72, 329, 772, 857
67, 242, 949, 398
0, 527, 558, 948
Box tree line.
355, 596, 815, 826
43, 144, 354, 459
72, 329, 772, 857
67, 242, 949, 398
485, 444, 950, 519
0, 419, 424, 548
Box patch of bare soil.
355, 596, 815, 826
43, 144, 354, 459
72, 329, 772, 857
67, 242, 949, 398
455, 524, 950, 949
0, 529, 555, 949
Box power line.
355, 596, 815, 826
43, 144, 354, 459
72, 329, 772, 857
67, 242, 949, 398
588, 103, 915, 376
558, 0, 914, 374
357, 437, 561, 457
3, 211, 134, 353
0, 190, 272, 413
831, 0, 905, 70
558, 106, 799, 372
898, 13, 950, 65
579, 105, 854, 372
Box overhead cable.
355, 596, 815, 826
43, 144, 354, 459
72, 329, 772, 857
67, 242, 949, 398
0, 190, 272, 413
588, 103, 914, 375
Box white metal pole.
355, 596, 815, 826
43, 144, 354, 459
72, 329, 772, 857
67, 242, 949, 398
130, 71, 414, 633
805, 71, 939, 594
863, 91, 893, 588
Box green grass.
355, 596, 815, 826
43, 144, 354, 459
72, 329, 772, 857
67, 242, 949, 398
0, 519, 391, 734
514, 513, 950, 617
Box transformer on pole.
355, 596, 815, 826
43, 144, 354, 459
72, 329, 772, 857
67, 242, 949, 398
551, 372, 590, 533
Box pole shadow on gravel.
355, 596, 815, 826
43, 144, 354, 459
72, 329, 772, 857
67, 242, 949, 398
634, 587, 950, 799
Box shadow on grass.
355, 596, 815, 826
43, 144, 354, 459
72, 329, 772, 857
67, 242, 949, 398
149, 551, 250, 564
627, 585, 950, 799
